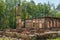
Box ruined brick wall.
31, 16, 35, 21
16, 17, 60, 29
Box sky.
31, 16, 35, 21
26, 0, 60, 8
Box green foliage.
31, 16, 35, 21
0, 1, 6, 29
21, 0, 52, 19
56, 11, 60, 18
56, 4, 60, 11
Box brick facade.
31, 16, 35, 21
16, 17, 60, 29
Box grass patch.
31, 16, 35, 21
0, 37, 16, 40
48, 38, 60, 40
